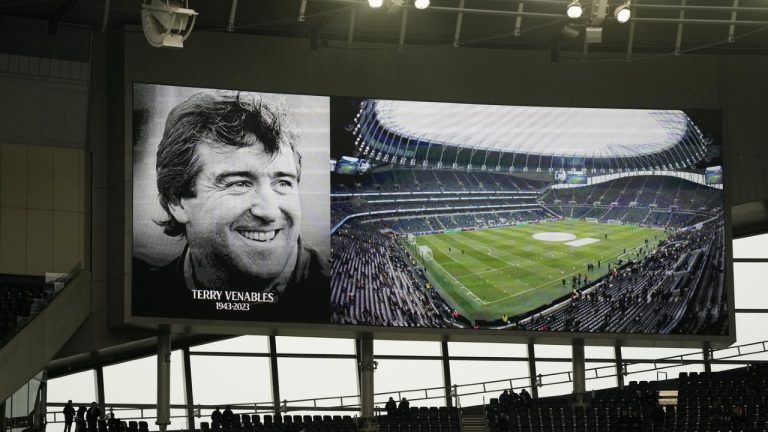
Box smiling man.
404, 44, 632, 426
133, 90, 329, 322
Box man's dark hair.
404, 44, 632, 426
155, 90, 301, 237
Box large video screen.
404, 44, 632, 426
132, 83, 730, 338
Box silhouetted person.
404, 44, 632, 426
519, 388, 532, 405
498, 390, 511, 409
211, 407, 223, 431
398, 398, 410, 416
63, 400, 76, 432
76, 406, 87, 432
385, 397, 397, 417
86, 402, 100, 432
107, 411, 119, 430
222, 406, 234, 430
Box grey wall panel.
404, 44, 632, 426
0, 207, 27, 274
0, 143, 87, 276
724, 110, 768, 206
1, 143, 28, 208
0, 74, 87, 148
27, 146, 53, 210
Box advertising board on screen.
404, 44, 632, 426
131, 83, 730, 339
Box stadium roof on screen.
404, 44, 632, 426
374, 101, 690, 157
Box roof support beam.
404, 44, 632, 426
453, 0, 465, 47
228, 0, 239, 31
728, 0, 738, 43
398, 8, 408, 51
634, 3, 767, 12
626, 0, 637, 60
298, 0, 308, 22
347, 6, 356, 46
514, 2, 524, 36
100, 0, 110, 33
675, 0, 686, 55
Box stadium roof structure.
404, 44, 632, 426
355, 100, 710, 173
375, 101, 687, 157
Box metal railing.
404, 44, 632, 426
45, 339, 768, 425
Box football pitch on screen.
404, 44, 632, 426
413, 220, 667, 322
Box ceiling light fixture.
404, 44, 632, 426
614, 1, 631, 23
566, 0, 583, 19
414, 0, 430, 10
141, 0, 198, 48
369, 0, 384, 8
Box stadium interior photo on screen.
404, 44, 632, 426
330, 98, 728, 336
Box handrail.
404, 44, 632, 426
45, 338, 768, 424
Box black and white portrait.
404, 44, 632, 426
131, 83, 330, 323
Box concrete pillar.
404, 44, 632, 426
95, 367, 105, 420
268, 336, 281, 415
358, 335, 375, 422
0, 400, 5, 432
527, 343, 538, 399
182, 347, 195, 430
156, 333, 171, 432
440, 340, 453, 409
614, 346, 624, 390
703, 342, 711, 374
572, 340, 585, 396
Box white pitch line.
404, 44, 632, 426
457, 264, 513, 279
426, 255, 487, 306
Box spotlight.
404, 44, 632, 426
566, 0, 583, 19
368, 0, 383, 8
141, 0, 198, 48
614, 2, 631, 23
414, 0, 430, 9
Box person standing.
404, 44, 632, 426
211, 407, 223, 430
385, 397, 397, 417
75, 405, 87, 432
222, 406, 234, 430
498, 390, 511, 409
86, 402, 100, 432
63, 400, 76, 432
398, 398, 410, 416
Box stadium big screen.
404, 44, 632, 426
131, 83, 731, 339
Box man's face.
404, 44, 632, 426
170, 139, 301, 283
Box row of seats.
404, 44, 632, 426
87, 419, 149, 432
330, 227, 455, 327
200, 414, 356, 432
485, 364, 768, 432
377, 407, 460, 432
515, 221, 725, 335
543, 176, 722, 214
332, 170, 548, 194
0, 275, 51, 345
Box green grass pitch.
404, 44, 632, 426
411, 220, 667, 322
